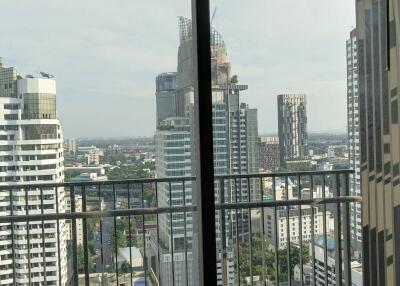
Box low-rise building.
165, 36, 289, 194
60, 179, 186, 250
117, 247, 144, 272
294, 263, 313, 285
263, 179, 334, 249
77, 145, 103, 165
69, 172, 107, 182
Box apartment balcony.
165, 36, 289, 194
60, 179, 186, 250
0, 169, 360, 286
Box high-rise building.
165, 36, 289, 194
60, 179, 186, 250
0, 60, 68, 285
156, 72, 177, 127
356, 0, 400, 284
155, 17, 259, 286
356, 1, 400, 285
346, 28, 363, 256
277, 94, 308, 167
175, 16, 259, 237
259, 136, 280, 172
67, 137, 77, 155
155, 117, 193, 286
311, 236, 363, 286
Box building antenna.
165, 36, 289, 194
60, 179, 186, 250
211, 7, 217, 25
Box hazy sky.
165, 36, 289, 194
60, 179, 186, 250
0, 0, 355, 138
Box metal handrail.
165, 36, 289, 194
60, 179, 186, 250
0, 169, 353, 190
0, 175, 196, 190
0, 196, 361, 223
215, 169, 354, 179
0, 169, 359, 286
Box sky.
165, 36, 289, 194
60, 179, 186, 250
0, 0, 355, 138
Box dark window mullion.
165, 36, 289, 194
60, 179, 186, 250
191, 0, 217, 285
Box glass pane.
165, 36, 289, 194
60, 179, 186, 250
209, 0, 359, 285
0, 1, 197, 286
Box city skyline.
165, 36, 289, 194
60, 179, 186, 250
0, 0, 394, 285
0, 0, 355, 138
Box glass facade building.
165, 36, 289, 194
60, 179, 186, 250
156, 73, 177, 127
23, 93, 56, 119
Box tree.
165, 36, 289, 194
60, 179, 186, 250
126, 235, 138, 247
88, 242, 96, 257
277, 243, 310, 281
230, 75, 238, 84
77, 245, 85, 273
111, 229, 127, 252
64, 170, 82, 182
143, 187, 155, 206
77, 243, 97, 274
236, 235, 310, 283
121, 261, 131, 273
87, 218, 99, 241
142, 161, 155, 171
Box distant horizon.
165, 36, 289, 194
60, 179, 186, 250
69, 130, 348, 141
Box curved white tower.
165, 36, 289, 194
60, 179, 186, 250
0, 61, 67, 285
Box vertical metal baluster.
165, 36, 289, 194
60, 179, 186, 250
310, 176, 316, 286
25, 188, 32, 285
142, 182, 147, 286
248, 177, 253, 286
343, 173, 352, 286
386, 0, 391, 69
235, 178, 241, 285
322, 175, 328, 286
183, 180, 189, 286
82, 186, 89, 286
240, 178, 244, 244
9, 188, 15, 286
127, 183, 134, 284
334, 174, 343, 285
298, 175, 303, 286
285, 176, 291, 286
220, 178, 228, 286
169, 181, 175, 286
40, 187, 47, 285
273, 176, 279, 286
55, 186, 62, 286
228, 178, 234, 274
98, 184, 105, 281
113, 183, 119, 285
155, 182, 161, 285
70, 186, 79, 286
260, 176, 266, 286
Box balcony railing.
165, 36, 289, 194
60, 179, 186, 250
0, 170, 360, 286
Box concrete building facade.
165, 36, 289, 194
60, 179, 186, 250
155, 117, 193, 286
67, 138, 77, 155
0, 60, 68, 285
346, 28, 363, 255
263, 180, 334, 250
311, 236, 362, 286
259, 136, 280, 172
277, 94, 308, 168
356, 0, 400, 285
